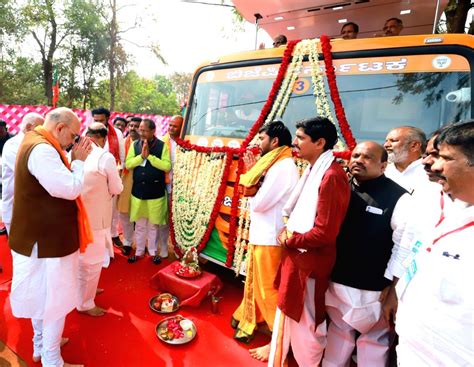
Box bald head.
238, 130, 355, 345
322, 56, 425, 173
86, 122, 108, 148
21, 113, 44, 133
349, 141, 388, 181
168, 115, 183, 139
44, 107, 81, 150
44, 107, 79, 129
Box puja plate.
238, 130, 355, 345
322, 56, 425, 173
149, 293, 180, 314
156, 315, 197, 345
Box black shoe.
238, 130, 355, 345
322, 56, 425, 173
0, 227, 7, 236
152, 255, 162, 265
128, 256, 137, 263
121, 246, 132, 256
112, 236, 123, 248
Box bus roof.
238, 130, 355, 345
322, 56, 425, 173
233, 0, 448, 39
195, 33, 474, 70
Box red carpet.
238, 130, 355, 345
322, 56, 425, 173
0, 236, 272, 366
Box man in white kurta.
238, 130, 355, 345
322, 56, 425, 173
384, 126, 428, 194
1, 112, 44, 233
231, 121, 299, 361
395, 121, 474, 366
9, 107, 92, 367
91, 107, 126, 250
78, 123, 123, 316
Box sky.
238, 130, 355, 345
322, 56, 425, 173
119, 0, 272, 77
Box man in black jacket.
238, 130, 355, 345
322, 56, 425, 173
322, 141, 411, 367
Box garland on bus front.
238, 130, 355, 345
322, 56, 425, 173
170, 149, 232, 257
170, 37, 357, 266
170, 40, 298, 263
320, 35, 357, 154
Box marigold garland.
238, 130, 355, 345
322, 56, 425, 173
170, 37, 357, 265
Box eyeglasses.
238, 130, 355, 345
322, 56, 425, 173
65, 124, 81, 144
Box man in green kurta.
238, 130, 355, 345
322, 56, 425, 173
126, 118, 171, 264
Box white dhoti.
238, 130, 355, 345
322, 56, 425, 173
32, 316, 65, 367
10, 245, 79, 367
110, 195, 119, 238
10, 245, 79, 322
135, 218, 158, 256
77, 228, 108, 311
118, 212, 134, 247
269, 278, 327, 367
156, 224, 169, 257
322, 282, 391, 367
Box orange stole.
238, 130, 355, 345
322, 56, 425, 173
34, 126, 93, 253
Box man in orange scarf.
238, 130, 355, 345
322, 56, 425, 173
9, 107, 92, 366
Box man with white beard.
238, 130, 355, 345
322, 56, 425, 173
383, 126, 428, 194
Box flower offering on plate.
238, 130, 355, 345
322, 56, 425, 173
149, 293, 179, 314
156, 315, 197, 345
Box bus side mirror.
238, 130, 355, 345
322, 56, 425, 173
446, 88, 471, 103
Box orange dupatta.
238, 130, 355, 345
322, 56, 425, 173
35, 126, 93, 253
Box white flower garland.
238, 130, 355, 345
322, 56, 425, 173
232, 197, 250, 275
266, 39, 333, 124
172, 148, 227, 253
308, 40, 332, 118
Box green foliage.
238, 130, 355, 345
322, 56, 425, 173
112, 71, 179, 115
0, 0, 20, 37
0, 56, 45, 104
170, 71, 193, 104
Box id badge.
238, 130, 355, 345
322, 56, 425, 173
397, 240, 422, 300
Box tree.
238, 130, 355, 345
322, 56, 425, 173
21, 0, 74, 105
111, 71, 180, 115
170, 71, 193, 105
0, 56, 44, 104
64, 0, 109, 109
444, 0, 474, 34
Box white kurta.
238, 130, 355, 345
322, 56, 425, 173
248, 157, 299, 245
395, 204, 474, 366
10, 143, 85, 323
385, 183, 462, 280
81, 145, 123, 263
1, 132, 24, 226
384, 158, 428, 194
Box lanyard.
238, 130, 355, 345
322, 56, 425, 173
435, 191, 446, 227
432, 220, 474, 246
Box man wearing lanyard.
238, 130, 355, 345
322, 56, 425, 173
395, 121, 474, 366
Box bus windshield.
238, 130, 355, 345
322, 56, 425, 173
186, 54, 471, 146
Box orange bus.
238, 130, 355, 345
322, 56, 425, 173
179, 33, 473, 268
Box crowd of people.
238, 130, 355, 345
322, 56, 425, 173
0, 106, 472, 367
269, 17, 404, 48
0, 107, 184, 366
230, 118, 473, 367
